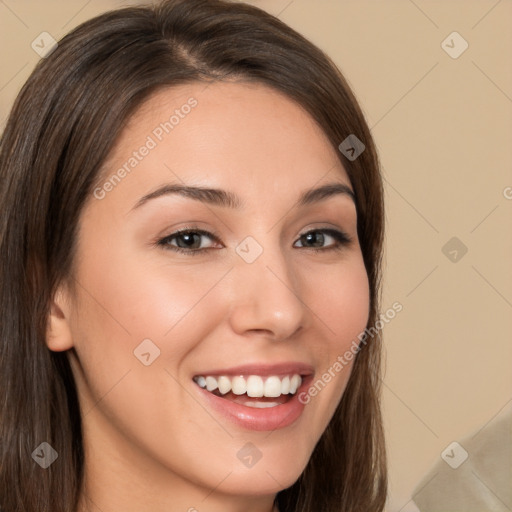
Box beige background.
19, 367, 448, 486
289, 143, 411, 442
1, 1, 511, 510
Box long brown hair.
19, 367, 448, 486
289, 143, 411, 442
0, 1, 386, 510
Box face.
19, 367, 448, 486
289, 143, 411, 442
49, 81, 370, 510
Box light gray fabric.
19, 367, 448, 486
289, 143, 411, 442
412, 408, 512, 512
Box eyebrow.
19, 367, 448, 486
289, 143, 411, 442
130, 181, 355, 212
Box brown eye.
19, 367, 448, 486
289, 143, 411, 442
173, 232, 203, 249
300, 231, 325, 247
294, 229, 351, 251
157, 229, 221, 255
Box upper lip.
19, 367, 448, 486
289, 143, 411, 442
193, 362, 314, 378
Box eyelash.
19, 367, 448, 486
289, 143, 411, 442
155, 226, 352, 256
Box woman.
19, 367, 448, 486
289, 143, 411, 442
0, 1, 386, 511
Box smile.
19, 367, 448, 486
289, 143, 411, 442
192, 363, 314, 431
193, 374, 303, 408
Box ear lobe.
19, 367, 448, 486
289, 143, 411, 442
46, 286, 74, 352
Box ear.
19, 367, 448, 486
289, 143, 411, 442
46, 284, 74, 352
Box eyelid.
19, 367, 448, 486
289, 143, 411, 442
156, 225, 352, 255
156, 226, 223, 252
294, 227, 352, 248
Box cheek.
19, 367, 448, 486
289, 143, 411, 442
72, 201, 221, 346
299, 255, 370, 425
68, 247, 237, 473
310, 255, 370, 352
72, 246, 230, 362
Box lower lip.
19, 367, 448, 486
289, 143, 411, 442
194, 376, 313, 432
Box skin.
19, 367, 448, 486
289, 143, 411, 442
46, 80, 370, 512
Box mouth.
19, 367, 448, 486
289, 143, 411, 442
193, 373, 303, 408
191, 363, 314, 431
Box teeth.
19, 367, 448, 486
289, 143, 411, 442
246, 376, 264, 397
217, 376, 231, 395
205, 376, 218, 392
289, 374, 301, 394
264, 376, 282, 397
194, 373, 303, 397
281, 376, 290, 394
232, 376, 246, 395
243, 401, 281, 408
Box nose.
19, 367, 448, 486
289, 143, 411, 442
227, 245, 307, 341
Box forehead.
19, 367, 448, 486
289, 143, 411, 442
93, 80, 350, 211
